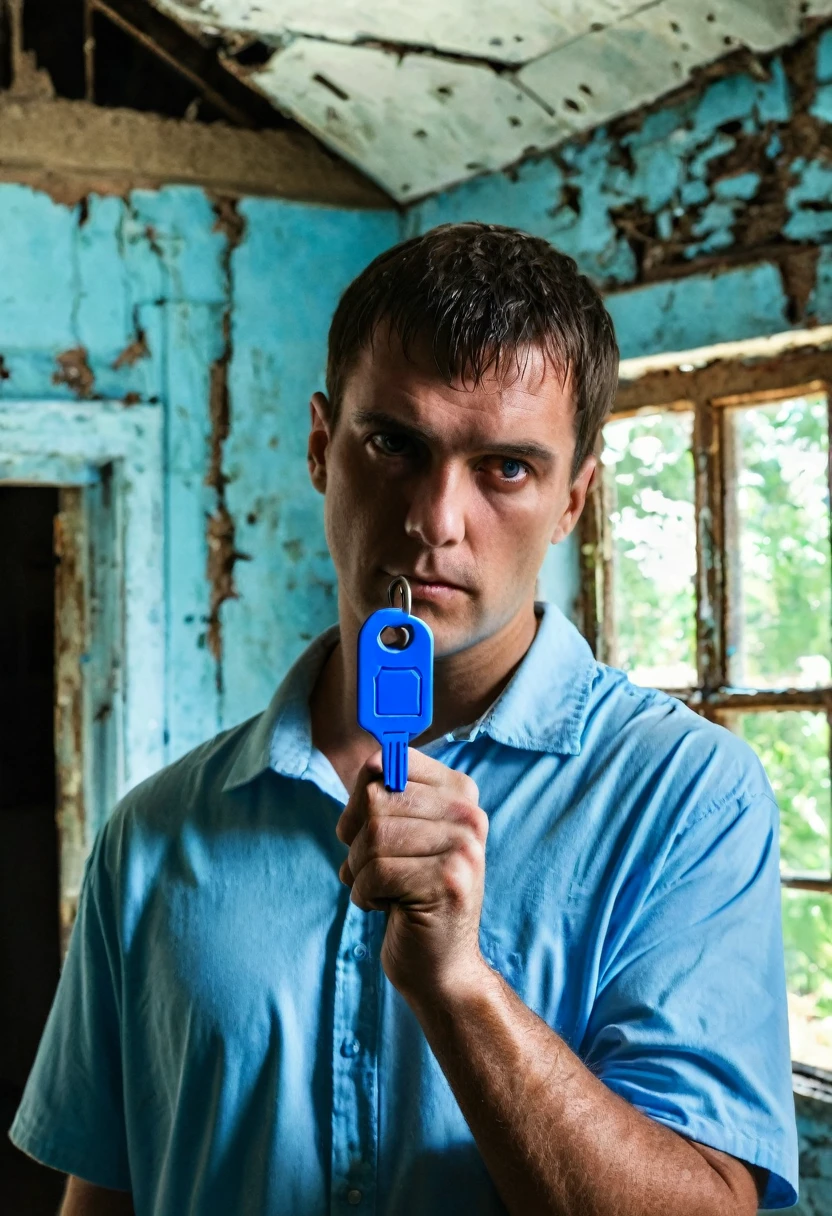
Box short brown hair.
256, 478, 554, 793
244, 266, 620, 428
325, 222, 619, 480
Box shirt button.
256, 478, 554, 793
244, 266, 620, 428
347, 1190, 362, 1205
340, 1037, 360, 1058
352, 943, 367, 960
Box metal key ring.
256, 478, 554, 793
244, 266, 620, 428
387, 575, 412, 617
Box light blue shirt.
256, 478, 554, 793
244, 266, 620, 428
10, 601, 799, 1212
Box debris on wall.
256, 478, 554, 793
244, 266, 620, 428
205, 196, 250, 676
52, 346, 95, 398
112, 329, 150, 369
5, 0, 55, 102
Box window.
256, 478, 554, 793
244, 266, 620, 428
579, 345, 832, 1076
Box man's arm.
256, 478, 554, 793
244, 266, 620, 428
409, 960, 765, 1216
60, 1177, 134, 1216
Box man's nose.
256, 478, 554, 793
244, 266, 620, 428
404, 465, 466, 548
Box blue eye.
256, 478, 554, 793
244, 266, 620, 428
499, 458, 530, 482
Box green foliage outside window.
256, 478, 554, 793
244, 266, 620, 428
602, 394, 832, 1058
732, 395, 831, 687
602, 412, 697, 686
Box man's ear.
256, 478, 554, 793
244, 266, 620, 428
308, 392, 332, 495
550, 453, 596, 545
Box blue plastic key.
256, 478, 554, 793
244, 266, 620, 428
357, 576, 434, 791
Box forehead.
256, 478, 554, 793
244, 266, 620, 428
341, 327, 575, 446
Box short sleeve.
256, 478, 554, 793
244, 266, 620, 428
581, 789, 799, 1209
8, 825, 131, 1190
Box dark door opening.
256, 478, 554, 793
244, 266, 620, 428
0, 487, 67, 1210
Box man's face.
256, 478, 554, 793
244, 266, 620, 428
308, 329, 596, 657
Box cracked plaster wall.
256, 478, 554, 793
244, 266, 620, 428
413, 27, 832, 355
0, 183, 397, 751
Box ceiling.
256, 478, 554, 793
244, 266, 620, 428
151, 0, 832, 202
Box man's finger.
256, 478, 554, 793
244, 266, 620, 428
402, 749, 480, 802
335, 749, 383, 844
348, 817, 469, 884
336, 750, 480, 845
349, 855, 447, 913
337, 778, 487, 851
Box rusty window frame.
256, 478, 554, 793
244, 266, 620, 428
578, 344, 832, 894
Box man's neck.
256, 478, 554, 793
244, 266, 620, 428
309, 598, 541, 793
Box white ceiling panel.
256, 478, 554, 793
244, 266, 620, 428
518, 17, 688, 134
518, 0, 807, 133
148, 0, 832, 201
250, 38, 568, 201
156, 0, 644, 65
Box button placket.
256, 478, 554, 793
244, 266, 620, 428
331, 900, 382, 1214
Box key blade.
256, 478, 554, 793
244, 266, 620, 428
383, 733, 409, 792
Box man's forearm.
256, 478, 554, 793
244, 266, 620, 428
406, 961, 760, 1216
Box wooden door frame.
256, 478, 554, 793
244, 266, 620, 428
0, 399, 165, 942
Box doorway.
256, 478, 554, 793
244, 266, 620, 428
0, 486, 67, 1209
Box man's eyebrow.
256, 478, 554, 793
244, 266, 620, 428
352, 408, 556, 465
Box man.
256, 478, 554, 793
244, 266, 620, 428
11, 223, 798, 1214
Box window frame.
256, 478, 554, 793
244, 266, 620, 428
578, 343, 832, 896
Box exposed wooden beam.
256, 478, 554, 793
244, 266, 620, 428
0, 96, 393, 207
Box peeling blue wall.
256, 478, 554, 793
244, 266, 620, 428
413, 30, 832, 356
223, 200, 400, 726
0, 183, 398, 754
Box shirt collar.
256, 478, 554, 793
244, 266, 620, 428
222, 600, 597, 793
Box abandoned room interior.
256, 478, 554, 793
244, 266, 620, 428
2, 0, 832, 1213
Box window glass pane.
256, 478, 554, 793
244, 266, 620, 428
732, 710, 830, 874
602, 411, 696, 688
782, 889, 832, 1073
728, 393, 831, 688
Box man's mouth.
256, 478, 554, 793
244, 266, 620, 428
382, 569, 467, 595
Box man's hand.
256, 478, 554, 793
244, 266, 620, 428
335, 749, 489, 1002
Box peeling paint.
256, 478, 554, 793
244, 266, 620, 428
411, 20, 832, 334
781, 246, 823, 323
204, 197, 250, 677
52, 346, 96, 398
112, 329, 150, 369
205, 502, 250, 665
53, 490, 87, 949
